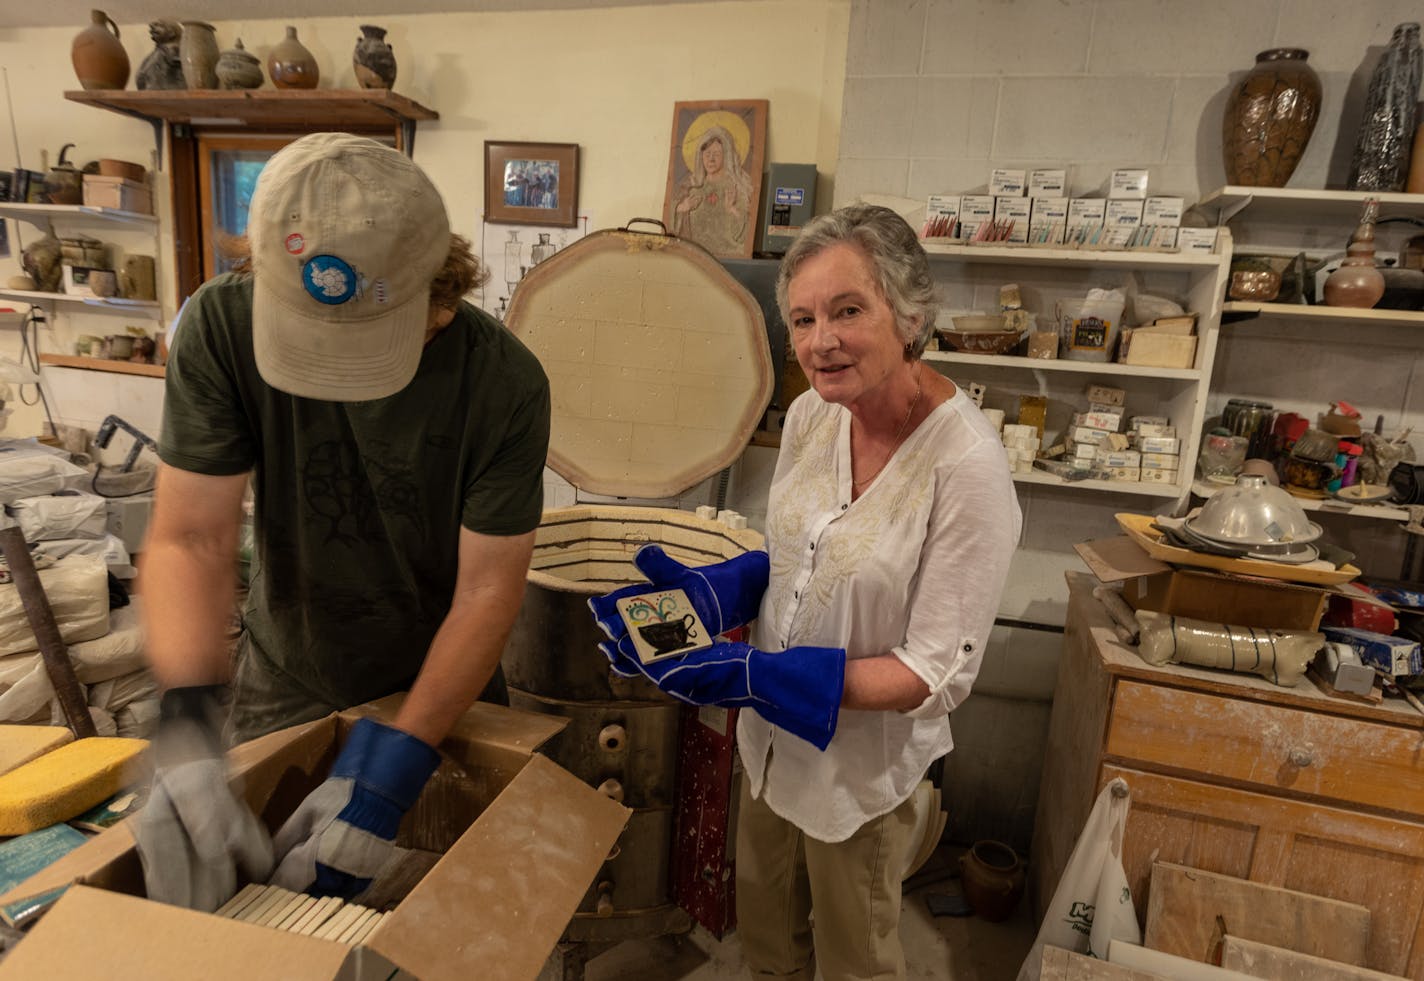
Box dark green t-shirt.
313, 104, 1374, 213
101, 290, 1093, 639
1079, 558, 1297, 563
160, 273, 550, 708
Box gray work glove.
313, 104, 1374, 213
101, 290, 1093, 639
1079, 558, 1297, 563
133, 686, 275, 912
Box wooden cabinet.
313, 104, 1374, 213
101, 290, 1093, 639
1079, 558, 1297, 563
1031, 573, 1424, 978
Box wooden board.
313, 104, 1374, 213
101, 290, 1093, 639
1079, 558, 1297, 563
1145, 863, 1371, 966
1220, 936, 1410, 980
0, 726, 73, 777
1040, 945, 1170, 979
1115, 513, 1360, 586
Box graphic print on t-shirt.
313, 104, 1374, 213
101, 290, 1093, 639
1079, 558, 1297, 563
301, 440, 423, 545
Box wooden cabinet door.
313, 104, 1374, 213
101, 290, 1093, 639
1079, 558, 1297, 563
1103, 765, 1424, 979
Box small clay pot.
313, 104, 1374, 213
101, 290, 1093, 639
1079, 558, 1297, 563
959, 840, 1025, 922
268, 26, 319, 90
216, 38, 263, 90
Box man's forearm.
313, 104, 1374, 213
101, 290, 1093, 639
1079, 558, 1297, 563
392, 581, 525, 747
140, 466, 248, 690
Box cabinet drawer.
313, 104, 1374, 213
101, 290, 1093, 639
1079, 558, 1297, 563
1106, 681, 1424, 818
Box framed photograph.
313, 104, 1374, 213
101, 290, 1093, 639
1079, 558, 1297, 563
484, 141, 580, 227
662, 99, 769, 258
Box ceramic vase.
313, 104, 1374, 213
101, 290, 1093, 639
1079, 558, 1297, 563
1349, 23, 1423, 192
71, 9, 131, 91
268, 26, 320, 90
1324, 199, 1386, 308
959, 840, 1025, 923
136, 20, 185, 91
216, 38, 264, 90
352, 24, 397, 89
531, 233, 557, 266
180, 21, 219, 89
1221, 49, 1321, 187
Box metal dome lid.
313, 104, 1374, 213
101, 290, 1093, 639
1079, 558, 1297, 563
504, 221, 773, 500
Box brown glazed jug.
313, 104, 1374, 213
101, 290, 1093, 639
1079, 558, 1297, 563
1324, 199, 1386, 308
268, 26, 320, 90
1221, 49, 1321, 187
959, 840, 1026, 922
71, 9, 131, 91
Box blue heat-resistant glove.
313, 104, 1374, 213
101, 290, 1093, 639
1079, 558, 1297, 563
588, 545, 770, 650
599, 636, 845, 751
269, 717, 440, 898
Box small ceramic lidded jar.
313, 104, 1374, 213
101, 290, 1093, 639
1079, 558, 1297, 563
268, 25, 319, 90
352, 25, 397, 89
216, 38, 263, 90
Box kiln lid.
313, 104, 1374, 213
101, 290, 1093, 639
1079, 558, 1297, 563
504, 222, 773, 500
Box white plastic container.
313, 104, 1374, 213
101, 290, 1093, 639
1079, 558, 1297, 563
1057, 289, 1126, 362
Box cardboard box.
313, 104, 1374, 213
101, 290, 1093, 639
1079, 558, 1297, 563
1143, 196, 1184, 226
82, 174, 152, 215
1108, 168, 1149, 199
1029, 169, 1068, 197
1120, 328, 1197, 368
1086, 384, 1125, 407
1076, 536, 1330, 632
990, 168, 1027, 196
1140, 468, 1178, 484
1176, 227, 1220, 253
1321, 626, 1423, 676
994, 195, 1032, 242
0, 696, 630, 981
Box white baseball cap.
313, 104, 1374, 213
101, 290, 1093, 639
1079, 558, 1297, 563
249, 132, 450, 401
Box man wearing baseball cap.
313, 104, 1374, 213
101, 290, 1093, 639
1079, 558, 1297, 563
134, 132, 551, 910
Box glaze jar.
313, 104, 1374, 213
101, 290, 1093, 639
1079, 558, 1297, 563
959, 840, 1025, 922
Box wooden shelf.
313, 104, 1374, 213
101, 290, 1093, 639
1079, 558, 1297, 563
64, 89, 437, 131
0, 289, 162, 318
1199, 185, 1424, 223
39, 354, 164, 377
1221, 300, 1424, 328
925, 350, 1200, 380
922, 241, 1224, 270
1015, 470, 1183, 498
0, 203, 157, 228
1191, 478, 1406, 521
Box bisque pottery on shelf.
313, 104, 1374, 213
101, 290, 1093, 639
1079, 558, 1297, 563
136, 20, 185, 91
71, 9, 130, 91
216, 39, 264, 90
268, 26, 319, 90
180, 21, 219, 89
352, 25, 396, 89
1221, 48, 1321, 187
1324, 199, 1386, 308
43, 144, 84, 205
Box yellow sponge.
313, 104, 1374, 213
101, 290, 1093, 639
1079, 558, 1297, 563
0, 737, 148, 835
0, 725, 74, 777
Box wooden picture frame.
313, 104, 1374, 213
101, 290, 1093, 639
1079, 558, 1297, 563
484, 141, 579, 227
662, 99, 769, 258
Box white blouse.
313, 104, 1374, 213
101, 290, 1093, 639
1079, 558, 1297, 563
740, 385, 1022, 842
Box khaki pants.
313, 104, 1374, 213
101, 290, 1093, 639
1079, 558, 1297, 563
735, 775, 920, 981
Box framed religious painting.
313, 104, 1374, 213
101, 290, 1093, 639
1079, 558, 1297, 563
484, 141, 580, 227
662, 100, 769, 258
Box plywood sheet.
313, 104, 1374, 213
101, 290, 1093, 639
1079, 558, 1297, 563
1040, 945, 1169, 979
1145, 863, 1371, 966
1220, 936, 1409, 980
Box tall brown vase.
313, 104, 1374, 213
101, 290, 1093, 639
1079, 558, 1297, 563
1324, 199, 1386, 308
1222, 48, 1321, 187
71, 9, 131, 91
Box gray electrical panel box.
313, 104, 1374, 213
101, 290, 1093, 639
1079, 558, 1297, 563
756, 163, 818, 256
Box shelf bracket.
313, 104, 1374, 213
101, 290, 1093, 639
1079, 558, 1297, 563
1218, 194, 1253, 227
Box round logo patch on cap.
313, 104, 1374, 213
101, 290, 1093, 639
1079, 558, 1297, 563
285, 233, 306, 255
302, 255, 358, 305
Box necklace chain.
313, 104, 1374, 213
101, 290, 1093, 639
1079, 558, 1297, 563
851, 379, 923, 490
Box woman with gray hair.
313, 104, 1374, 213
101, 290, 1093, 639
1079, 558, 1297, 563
735, 203, 1021, 978
590, 203, 1020, 977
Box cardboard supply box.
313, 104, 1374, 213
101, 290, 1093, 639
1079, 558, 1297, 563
0, 696, 630, 981
82, 174, 153, 215
1118, 327, 1197, 368
1075, 534, 1330, 632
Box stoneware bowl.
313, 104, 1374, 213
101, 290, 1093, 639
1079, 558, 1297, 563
952, 312, 1008, 333
935, 328, 1027, 355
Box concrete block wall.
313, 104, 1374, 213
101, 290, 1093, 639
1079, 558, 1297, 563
838, 0, 1424, 849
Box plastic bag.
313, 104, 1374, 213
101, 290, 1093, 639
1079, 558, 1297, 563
1016, 777, 1141, 981
8, 490, 109, 542
1057, 289, 1126, 362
